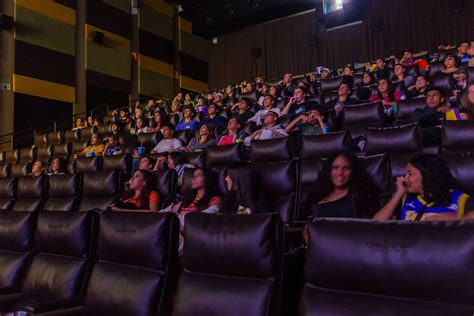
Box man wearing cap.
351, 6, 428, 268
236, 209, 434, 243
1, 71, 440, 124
281, 86, 320, 117
213, 92, 225, 109
248, 94, 281, 126
410, 86, 450, 144
244, 110, 288, 146
285, 104, 329, 136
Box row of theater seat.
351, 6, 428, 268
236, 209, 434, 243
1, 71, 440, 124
1, 211, 472, 315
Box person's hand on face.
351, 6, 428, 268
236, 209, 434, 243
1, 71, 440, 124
395, 176, 408, 195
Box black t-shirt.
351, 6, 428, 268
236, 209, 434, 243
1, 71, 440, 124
312, 194, 354, 218
289, 100, 320, 116
234, 110, 254, 123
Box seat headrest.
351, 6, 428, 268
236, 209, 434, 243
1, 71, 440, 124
0, 178, 17, 199
319, 76, 343, 93
137, 132, 162, 148
442, 120, 474, 152
342, 102, 383, 125
305, 219, 474, 306
97, 212, 179, 271
396, 98, 426, 119
183, 213, 283, 279
251, 137, 291, 162
102, 153, 132, 174
238, 91, 258, 102
35, 211, 94, 258
0, 211, 36, 252
10, 163, 29, 178
48, 173, 80, 198
75, 156, 102, 173
442, 152, 474, 195
430, 73, 455, 91
358, 154, 391, 193
300, 131, 350, 159
0, 163, 11, 178
83, 170, 120, 198
64, 129, 80, 142
206, 144, 243, 170
155, 169, 177, 207
365, 123, 422, 155
185, 151, 206, 168
47, 131, 63, 144
17, 175, 47, 199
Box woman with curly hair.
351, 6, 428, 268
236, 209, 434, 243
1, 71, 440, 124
374, 154, 474, 221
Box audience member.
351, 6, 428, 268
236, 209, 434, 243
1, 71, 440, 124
356, 72, 375, 101
217, 117, 247, 146
232, 98, 254, 123
212, 92, 225, 109
281, 86, 319, 116
374, 154, 474, 221
151, 109, 168, 132
111, 170, 160, 212
440, 53, 467, 90
170, 99, 182, 116
195, 97, 208, 115
30, 160, 46, 177
174, 92, 184, 106
154, 151, 193, 186
130, 117, 151, 135
248, 94, 280, 126
176, 107, 198, 131
117, 107, 132, 125
200, 104, 227, 128
280, 73, 296, 96
221, 161, 272, 214
87, 116, 94, 128
75, 133, 105, 158
325, 81, 358, 113
103, 134, 123, 156
370, 78, 401, 118
185, 124, 216, 151
47, 157, 65, 175
286, 105, 328, 135
184, 93, 195, 107
460, 82, 474, 119
244, 110, 288, 146
152, 125, 182, 154
72, 117, 86, 130
139, 155, 156, 171
223, 85, 238, 107
374, 58, 391, 81
406, 75, 430, 99
456, 40, 472, 63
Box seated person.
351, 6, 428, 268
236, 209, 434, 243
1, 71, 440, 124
138, 155, 156, 171
150, 109, 169, 132
103, 134, 123, 156
281, 86, 320, 117
130, 117, 151, 135
373, 58, 391, 81
169, 99, 182, 116
460, 82, 474, 119
75, 133, 105, 158
117, 107, 132, 125
217, 117, 248, 146
244, 110, 288, 146
369, 78, 401, 118
195, 98, 208, 115
374, 154, 474, 221
185, 124, 216, 151
223, 85, 239, 108
176, 106, 198, 131
391, 63, 414, 89
456, 40, 472, 63
151, 126, 182, 154
111, 170, 160, 212
162, 167, 222, 226
324, 81, 358, 113
410, 87, 450, 144
30, 160, 46, 177
356, 72, 375, 102
286, 105, 329, 136
280, 73, 296, 96
47, 157, 66, 175
406, 75, 430, 99
200, 103, 227, 128
212, 92, 225, 109
184, 92, 195, 107
133, 106, 145, 121
72, 117, 86, 130
221, 161, 272, 214
440, 53, 467, 90
110, 121, 123, 136
231, 98, 254, 123
248, 94, 281, 126
154, 151, 194, 186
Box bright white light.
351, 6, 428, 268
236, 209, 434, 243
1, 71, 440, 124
335, 0, 343, 10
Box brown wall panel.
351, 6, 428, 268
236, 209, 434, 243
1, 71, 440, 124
180, 52, 208, 83
87, 0, 131, 39
15, 40, 75, 86
139, 28, 174, 65
87, 69, 130, 94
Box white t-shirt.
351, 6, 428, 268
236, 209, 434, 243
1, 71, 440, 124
248, 108, 281, 125
153, 138, 182, 153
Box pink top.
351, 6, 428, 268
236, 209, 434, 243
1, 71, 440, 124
369, 91, 401, 109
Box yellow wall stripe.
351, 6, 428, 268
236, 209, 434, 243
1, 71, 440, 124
139, 54, 174, 78
140, 0, 172, 16
180, 76, 208, 93
13, 75, 75, 103
15, 0, 75, 25
179, 17, 192, 34
85, 24, 130, 53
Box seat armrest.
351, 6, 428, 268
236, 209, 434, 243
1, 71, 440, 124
22, 298, 82, 314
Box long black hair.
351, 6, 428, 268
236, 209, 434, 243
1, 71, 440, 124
312, 151, 379, 218
182, 168, 220, 211
123, 169, 157, 209
408, 154, 458, 207
221, 161, 260, 213
377, 78, 397, 101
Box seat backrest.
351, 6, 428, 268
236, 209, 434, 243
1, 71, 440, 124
34, 133, 48, 147
102, 153, 132, 175
300, 131, 350, 159
395, 97, 426, 125
184, 151, 206, 168
251, 137, 291, 163
43, 173, 80, 212
74, 156, 103, 173
79, 126, 96, 141
206, 144, 243, 171
10, 162, 30, 178
319, 76, 343, 94
237, 90, 258, 102
0, 211, 36, 293
14, 175, 47, 212
97, 124, 112, 136
441, 120, 474, 153
0, 178, 17, 210
36, 145, 54, 163
358, 154, 391, 199
173, 213, 284, 316
22, 211, 95, 301
53, 142, 71, 159
176, 129, 194, 146
341, 102, 384, 138
428, 60, 445, 75
78, 170, 120, 212
404, 63, 419, 77
442, 151, 474, 195
155, 169, 178, 209
468, 66, 474, 84
83, 212, 179, 316
0, 163, 11, 178
137, 132, 162, 152
64, 129, 80, 143
46, 131, 63, 145
429, 72, 455, 92
4, 149, 19, 164
71, 140, 90, 154
302, 219, 474, 313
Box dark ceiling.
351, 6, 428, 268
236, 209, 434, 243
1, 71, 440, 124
171, 0, 318, 38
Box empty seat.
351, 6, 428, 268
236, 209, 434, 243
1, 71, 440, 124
341, 102, 384, 138
395, 97, 426, 125
80, 126, 96, 141
4, 149, 19, 164
46, 131, 63, 145
155, 169, 178, 209
137, 132, 162, 153
358, 154, 392, 206
442, 152, 474, 195
13, 175, 47, 212
319, 76, 343, 94
206, 143, 243, 171
184, 151, 206, 168
102, 153, 132, 175
43, 173, 80, 212
81, 212, 179, 316
441, 120, 474, 153
34, 133, 48, 147
18, 148, 36, 164
428, 61, 445, 75
78, 170, 121, 212
365, 123, 422, 180
36, 145, 54, 163
53, 142, 71, 159
176, 129, 194, 146
429, 72, 455, 93
0, 178, 17, 210
64, 129, 80, 143
74, 156, 103, 173
9, 163, 29, 178
173, 213, 284, 316
301, 219, 474, 315
251, 138, 297, 225
71, 140, 89, 154
0, 211, 95, 313
0, 211, 36, 295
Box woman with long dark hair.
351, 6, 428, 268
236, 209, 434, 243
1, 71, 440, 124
221, 161, 272, 214
374, 154, 474, 221
369, 78, 401, 119
310, 151, 379, 219
112, 169, 160, 212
